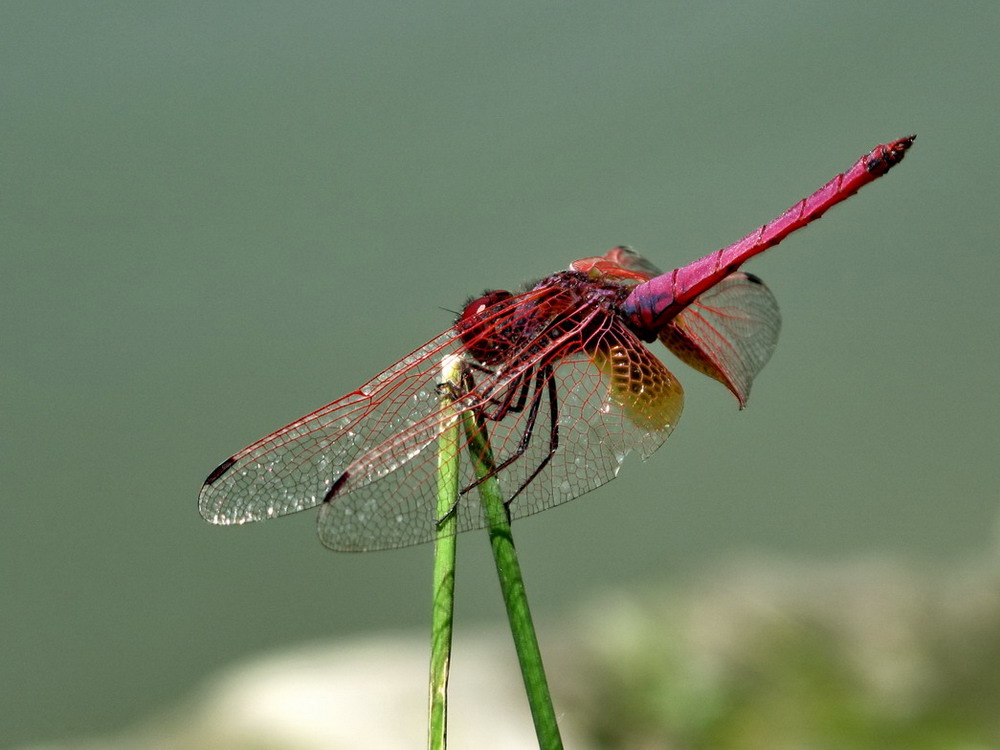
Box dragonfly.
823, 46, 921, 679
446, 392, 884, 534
200, 136, 913, 552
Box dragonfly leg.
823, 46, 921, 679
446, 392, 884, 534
433, 499, 460, 527
460, 364, 557, 501
505, 366, 559, 509
434, 378, 458, 397
481, 369, 532, 419
443, 360, 532, 419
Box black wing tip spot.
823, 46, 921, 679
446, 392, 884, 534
743, 272, 764, 285
203, 456, 237, 487
322, 472, 350, 503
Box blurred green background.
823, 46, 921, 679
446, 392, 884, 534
3, 1, 998, 745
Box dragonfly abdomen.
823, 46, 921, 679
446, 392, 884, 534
621, 136, 914, 340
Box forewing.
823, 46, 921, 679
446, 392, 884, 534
200, 287, 565, 552
198, 328, 467, 527
659, 272, 780, 407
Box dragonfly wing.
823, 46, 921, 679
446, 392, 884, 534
198, 329, 467, 528
200, 285, 569, 552
659, 272, 780, 407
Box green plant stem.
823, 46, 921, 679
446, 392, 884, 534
428, 355, 463, 750
463, 410, 564, 750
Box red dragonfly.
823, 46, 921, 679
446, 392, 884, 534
200, 137, 913, 551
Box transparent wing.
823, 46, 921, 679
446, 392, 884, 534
198, 327, 469, 528
659, 272, 780, 407
316, 312, 684, 551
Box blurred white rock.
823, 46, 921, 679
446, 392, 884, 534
14, 557, 1000, 750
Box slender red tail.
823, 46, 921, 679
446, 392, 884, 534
623, 136, 915, 340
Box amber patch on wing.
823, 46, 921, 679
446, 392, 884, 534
590, 341, 684, 432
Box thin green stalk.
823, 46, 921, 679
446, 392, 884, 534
463, 410, 564, 750
428, 355, 463, 750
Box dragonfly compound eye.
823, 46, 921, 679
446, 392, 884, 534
456, 290, 514, 364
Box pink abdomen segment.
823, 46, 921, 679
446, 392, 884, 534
623, 136, 914, 341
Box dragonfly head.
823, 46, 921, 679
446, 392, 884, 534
456, 290, 513, 365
